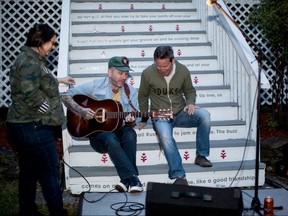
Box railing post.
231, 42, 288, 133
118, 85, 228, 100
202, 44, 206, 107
58, 0, 71, 93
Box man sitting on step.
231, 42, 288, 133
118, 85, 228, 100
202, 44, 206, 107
138, 46, 212, 186
61, 56, 143, 192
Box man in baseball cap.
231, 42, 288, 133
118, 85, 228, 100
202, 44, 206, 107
61, 55, 143, 193
108, 56, 133, 72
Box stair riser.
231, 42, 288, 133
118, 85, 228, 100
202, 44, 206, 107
73, 73, 224, 89
129, 73, 223, 87
137, 126, 247, 143
196, 89, 231, 103
70, 46, 212, 61
68, 146, 256, 167
72, 34, 207, 47
68, 124, 248, 146
67, 78, 230, 103
66, 169, 265, 194
71, 11, 196, 22
71, 2, 194, 10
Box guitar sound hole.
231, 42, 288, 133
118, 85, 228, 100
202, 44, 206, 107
94, 108, 107, 123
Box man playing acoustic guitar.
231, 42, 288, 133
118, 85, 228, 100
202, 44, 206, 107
61, 56, 143, 192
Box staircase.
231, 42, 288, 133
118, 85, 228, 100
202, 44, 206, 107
58, 0, 265, 194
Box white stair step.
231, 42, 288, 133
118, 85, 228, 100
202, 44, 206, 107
65, 161, 265, 194
69, 45, 212, 61
71, 22, 202, 34
71, 2, 194, 11
71, 32, 207, 47
70, 57, 219, 74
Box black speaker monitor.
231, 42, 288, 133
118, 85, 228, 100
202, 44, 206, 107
145, 182, 243, 216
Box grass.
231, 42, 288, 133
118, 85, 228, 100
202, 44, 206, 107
0, 180, 79, 216
0, 180, 19, 215
0, 148, 79, 216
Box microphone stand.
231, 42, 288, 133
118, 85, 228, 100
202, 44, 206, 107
207, 1, 280, 215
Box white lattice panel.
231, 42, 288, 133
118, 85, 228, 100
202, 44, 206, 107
225, 0, 287, 105
0, 0, 62, 107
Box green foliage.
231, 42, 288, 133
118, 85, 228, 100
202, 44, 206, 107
248, 0, 288, 67
248, 0, 288, 127
267, 114, 279, 128
0, 180, 19, 215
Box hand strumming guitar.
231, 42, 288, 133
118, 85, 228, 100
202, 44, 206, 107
81, 107, 95, 120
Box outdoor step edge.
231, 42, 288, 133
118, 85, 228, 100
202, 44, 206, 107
68, 139, 256, 152
69, 160, 266, 177
69, 42, 212, 50
71, 70, 225, 78
71, 19, 202, 25
72, 30, 207, 37
71, 8, 197, 13
72, 0, 193, 2
69, 56, 218, 64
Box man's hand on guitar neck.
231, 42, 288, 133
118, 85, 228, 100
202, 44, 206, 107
124, 114, 136, 127
125, 114, 135, 123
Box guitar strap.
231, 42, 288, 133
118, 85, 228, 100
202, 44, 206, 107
124, 83, 138, 111
123, 83, 163, 151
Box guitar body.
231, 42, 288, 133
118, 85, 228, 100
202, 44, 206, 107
66, 94, 123, 138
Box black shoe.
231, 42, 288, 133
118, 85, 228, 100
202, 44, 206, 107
173, 177, 188, 185
195, 155, 212, 167
129, 175, 143, 192
115, 178, 130, 192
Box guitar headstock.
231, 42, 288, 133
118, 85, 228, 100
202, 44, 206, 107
156, 109, 174, 120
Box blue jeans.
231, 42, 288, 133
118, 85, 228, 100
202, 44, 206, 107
89, 125, 138, 180
7, 121, 67, 216
155, 108, 211, 179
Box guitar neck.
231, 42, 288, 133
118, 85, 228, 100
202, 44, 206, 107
107, 111, 155, 119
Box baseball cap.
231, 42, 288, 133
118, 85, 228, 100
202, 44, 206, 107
108, 56, 133, 72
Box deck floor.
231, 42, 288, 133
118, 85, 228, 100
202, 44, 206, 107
78, 185, 288, 216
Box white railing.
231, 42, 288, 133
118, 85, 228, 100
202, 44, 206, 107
200, 0, 257, 140
58, 0, 72, 93
58, 0, 73, 191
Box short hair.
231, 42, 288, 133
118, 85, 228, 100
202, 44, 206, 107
25, 23, 56, 47
153, 46, 174, 62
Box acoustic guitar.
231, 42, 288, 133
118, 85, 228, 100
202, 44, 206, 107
66, 94, 173, 138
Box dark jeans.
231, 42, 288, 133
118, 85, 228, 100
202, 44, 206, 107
89, 125, 138, 180
7, 121, 68, 216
